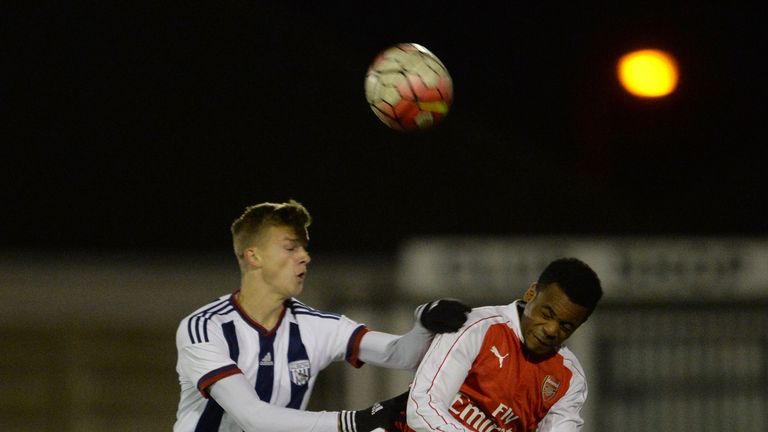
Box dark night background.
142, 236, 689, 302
4, 2, 766, 255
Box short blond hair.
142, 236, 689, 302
230, 199, 312, 259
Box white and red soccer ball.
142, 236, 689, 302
365, 43, 453, 131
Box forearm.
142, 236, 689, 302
358, 324, 433, 370
210, 374, 339, 432
358, 299, 471, 370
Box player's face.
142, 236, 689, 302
254, 225, 311, 298
520, 282, 589, 359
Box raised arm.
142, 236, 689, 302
358, 300, 470, 370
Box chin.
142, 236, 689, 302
524, 343, 553, 360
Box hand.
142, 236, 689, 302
339, 390, 408, 432
419, 299, 471, 333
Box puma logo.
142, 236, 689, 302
490, 346, 509, 368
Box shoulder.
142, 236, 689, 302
543, 347, 588, 419
285, 298, 343, 321
180, 294, 235, 323
557, 345, 587, 385
283, 299, 364, 334
283, 299, 366, 355
434, 305, 514, 349
462, 304, 516, 332
176, 294, 238, 344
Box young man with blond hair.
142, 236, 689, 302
174, 200, 469, 432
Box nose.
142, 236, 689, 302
298, 247, 311, 264
542, 320, 559, 340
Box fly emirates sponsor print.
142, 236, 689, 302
449, 392, 520, 432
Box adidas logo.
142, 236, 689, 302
371, 402, 383, 415
260, 352, 274, 366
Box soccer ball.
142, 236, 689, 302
364, 43, 453, 131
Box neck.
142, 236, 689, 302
516, 301, 525, 320
236, 283, 286, 331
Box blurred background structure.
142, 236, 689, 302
3, 1, 767, 431
3, 238, 767, 431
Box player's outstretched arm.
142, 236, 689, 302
358, 299, 470, 370
210, 374, 338, 432
211, 374, 408, 432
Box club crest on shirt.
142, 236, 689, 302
289, 360, 311, 386
541, 375, 560, 401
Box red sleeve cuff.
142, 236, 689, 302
197, 364, 242, 398
345, 325, 369, 368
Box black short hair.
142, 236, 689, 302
537, 257, 603, 312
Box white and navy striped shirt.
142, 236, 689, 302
174, 292, 368, 432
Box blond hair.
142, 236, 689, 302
230, 199, 312, 260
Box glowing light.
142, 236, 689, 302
617, 49, 679, 98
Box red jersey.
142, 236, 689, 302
407, 301, 587, 432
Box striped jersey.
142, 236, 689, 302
407, 301, 587, 432
174, 292, 367, 432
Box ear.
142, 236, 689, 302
243, 247, 263, 268
523, 282, 538, 302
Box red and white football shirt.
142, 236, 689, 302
407, 301, 587, 432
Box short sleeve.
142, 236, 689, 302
290, 307, 368, 370
176, 319, 241, 397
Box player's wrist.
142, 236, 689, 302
338, 410, 357, 432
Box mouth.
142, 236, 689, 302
533, 334, 552, 349
296, 271, 307, 282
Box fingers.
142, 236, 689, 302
421, 299, 471, 333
